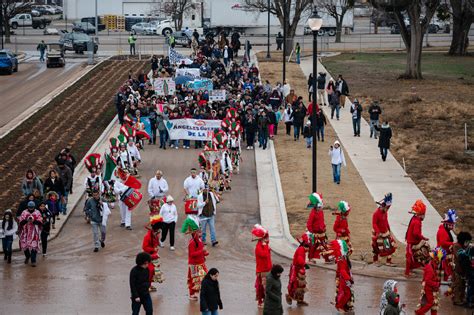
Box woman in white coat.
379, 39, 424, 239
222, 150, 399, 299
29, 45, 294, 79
328, 140, 346, 185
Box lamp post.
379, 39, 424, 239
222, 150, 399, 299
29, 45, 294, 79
308, 8, 323, 193
266, 0, 270, 58
282, 0, 286, 83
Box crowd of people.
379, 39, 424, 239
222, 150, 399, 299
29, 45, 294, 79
1, 26, 472, 315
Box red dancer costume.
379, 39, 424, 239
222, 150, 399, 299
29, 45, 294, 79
286, 232, 310, 306
329, 239, 354, 313
436, 209, 457, 282
333, 201, 352, 255
181, 217, 208, 300
252, 224, 272, 308
405, 200, 431, 277
371, 193, 397, 266
306, 193, 330, 262
415, 247, 446, 315
142, 214, 164, 291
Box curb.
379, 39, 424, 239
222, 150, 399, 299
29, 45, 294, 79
0, 56, 112, 139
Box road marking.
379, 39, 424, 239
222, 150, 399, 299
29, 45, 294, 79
25, 63, 47, 81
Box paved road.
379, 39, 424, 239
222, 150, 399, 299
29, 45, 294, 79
0, 141, 469, 314
0, 59, 86, 129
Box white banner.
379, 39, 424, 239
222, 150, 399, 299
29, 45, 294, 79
209, 90, 227, 101
154, 78, 176, 95
175, 68, 201, 79
165, 119, 222, 140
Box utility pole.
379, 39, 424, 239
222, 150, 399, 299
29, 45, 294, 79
282, 0, 286, 84
266, 0, 270, 58
95, 0, 98, 36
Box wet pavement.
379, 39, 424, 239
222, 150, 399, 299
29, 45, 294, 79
0, 145, 470, 314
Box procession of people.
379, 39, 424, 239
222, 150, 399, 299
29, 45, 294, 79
1, 28, 472, 315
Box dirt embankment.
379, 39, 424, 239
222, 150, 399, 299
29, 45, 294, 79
257, 52, 405, 264
0, 59, 147, 213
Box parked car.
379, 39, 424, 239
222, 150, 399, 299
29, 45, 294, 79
153, 19, 174, 36
9, 13, 51, 29
80, 17, 106, 31
73, 22, 96, 34
370, 11, 398, 27
131, 22, 156, 35
44, 28, 60, 35
31, 9, 41, 17
0, 50, 19, 75
32, 5, 51, 16
59, 32, 98, 54
171, 31, 192, 47
390, 23, 439, 34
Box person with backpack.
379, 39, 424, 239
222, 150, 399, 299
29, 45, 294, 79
199, 188, 219, 247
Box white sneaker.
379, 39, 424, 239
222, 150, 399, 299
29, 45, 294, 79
170, 144, 174, 148
175, 146, 179, 150
170, 246, 175, 251
159, 243, 164, 248
246, 146, 250, 150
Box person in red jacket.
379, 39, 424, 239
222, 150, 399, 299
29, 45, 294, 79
181, 217, 209, 300
415, 247, 446, 315
405, 200, 431, 277
251, 224, 272, 308
333, 200, 352, 255
371, 193, 397, 266
306, 193, 330, 262
142, 214, 164, 292
286, 232, 311, 306
436, 209, 458, 282
329, 239, 354, 313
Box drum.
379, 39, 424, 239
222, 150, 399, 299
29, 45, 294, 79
375, 231, 397, 257
121, 188, 143, 211
185, 198, 198, 215
412, 240, 431, 265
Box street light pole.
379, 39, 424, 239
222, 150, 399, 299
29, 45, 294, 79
0, 3, 4, 50
307, 8, 323, 194
282, 0, 286, 83
95, 0, 98, 36
266, 0, 270, 58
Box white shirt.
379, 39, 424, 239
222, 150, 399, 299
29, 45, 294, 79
147, 177, 169, 199
0, 220, 18, 238
183, 175, 205, 198
328, 147, 346, 167
127, 143, 141, 161
159, 203, 178, 223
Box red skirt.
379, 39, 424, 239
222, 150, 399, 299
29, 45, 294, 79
187, 263, 208, 295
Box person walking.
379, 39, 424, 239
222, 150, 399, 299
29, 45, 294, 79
329, 91, 341, 120
290, 106, 305, 141
295, 42, 301, 64
84, 190, 107, 252
21, 169, 43, 197
317, 72, 327, 106
257, 110, 270, 150
200, 268, 223, 315
263, 264, 284, 315
315, 108, 327, 142
307, 73, 314, 102
350, 99, 362, 137
147, 170, 169, 201
276, 32, 283, 51
283, 105, 293, 136
303, 120, 312, 149
1, 209, 18, 264
376, 121, 392, 162
159, 195, 178, 251
328, 140, 346, 185
37, 40, 47, 63
19, 201, 43, 267
336, 75, 349, 108
128, 33, 137, 55
55, 161, 73, 215
184, 168, 205, 198
368, 101, 382, 139
157, 112, 169, 150
130, 252, 153, 315
245, 110, 257, 150
198, 188, 219, 247
38, 202, 53, 257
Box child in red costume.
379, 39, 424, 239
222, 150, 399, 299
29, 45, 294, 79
251, 224, 272, 308
415, 247, 446, 315
181, 217, 209, 300
371, 193, 397, 266
405, 199, 431, 277
329, 239, 354, 312
333, 201, 352, 255
142, 214, 164, 292
436, 209, 457, 282
306, 193, 330, 262
286, 232, 310, 306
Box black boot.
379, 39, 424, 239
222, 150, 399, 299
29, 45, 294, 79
7, 253, 11, 264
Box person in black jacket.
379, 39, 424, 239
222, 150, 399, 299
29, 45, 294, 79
336, 74, 349, 108
263, 264, 284, 315
245, 111, 257, 150
130, 252, 153, 315
375, 121, 392, 162
315, 108, 327, 142
38, 202, 53, 257
290, 106, 305, 141
200, 268, 223, 314
307, 73, 314, 102
368, 101, 382, 139
317, 72, 327, 106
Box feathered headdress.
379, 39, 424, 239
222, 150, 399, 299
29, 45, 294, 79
377, 193, 393, 207
299, 231, 314, 247
335, 200, 351, 215
430, 247, 446, 262
84, 153, 103, 173
119, 123, 136, 139
251, 224, 269, 241
411, 199, 426, 216
212, 129, 228, 149
226, 107, 239, 120
307, 192, 323, 209
329, 239, 349, 259
109, 137, 119, 152
181, 216, 200, 234
442, 209, 458, 224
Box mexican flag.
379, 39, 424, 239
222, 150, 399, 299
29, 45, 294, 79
103, 153, 117, 181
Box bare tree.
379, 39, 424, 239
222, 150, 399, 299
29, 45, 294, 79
370, 0, 440, 79
241, 0, 313, 54
438, 0, 474, 55
159, 0, 195, 31
315, 0, 355, 43
1, 0, 32, 43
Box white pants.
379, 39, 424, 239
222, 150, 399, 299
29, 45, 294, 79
119, 201, 132, 227
317, 90, 327, 106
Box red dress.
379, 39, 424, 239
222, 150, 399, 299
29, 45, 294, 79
255, 240, 272, 304
142, 229, 162, 283
371, 207, 396, 258
335, 258, 354, 311
333, 214, 352, 253
405, 216, 430, 275
416, 261, 441, 315
287, 246, 307, 302
306, 208, 329, 261
436, 224, 454, 280
187, 234, 208, 296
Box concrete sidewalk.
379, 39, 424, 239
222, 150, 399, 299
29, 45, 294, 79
299, 56, 442, 246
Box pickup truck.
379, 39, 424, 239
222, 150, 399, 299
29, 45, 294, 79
9, 13, 51, 30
